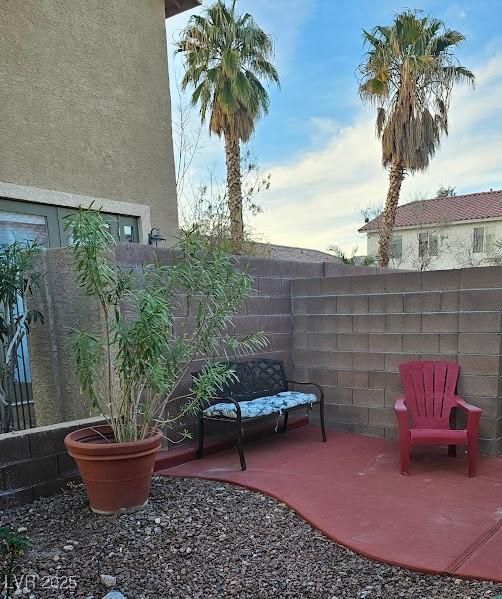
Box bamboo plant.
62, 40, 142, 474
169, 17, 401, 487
67, 208, 267, 443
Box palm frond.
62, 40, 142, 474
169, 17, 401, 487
358, 9, 474, 173
176, 0, 279, 142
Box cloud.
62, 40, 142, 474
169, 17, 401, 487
166, 8, 502, 256
166, 0, 315, 186
442, 3, 468, 21
252, 52, 502, 253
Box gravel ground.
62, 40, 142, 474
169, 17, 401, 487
1, 477, 501, 599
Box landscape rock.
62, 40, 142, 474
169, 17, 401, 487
100, 575, 117, 588
2, 477, 501, 598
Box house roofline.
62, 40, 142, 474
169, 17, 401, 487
359, 189, 502, 233
360, 215, 502, 235
165, 0, 201, 18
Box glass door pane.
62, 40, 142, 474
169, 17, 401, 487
0, 199, 59, 247
0, 211, 49, 246
118, 215, 139, 243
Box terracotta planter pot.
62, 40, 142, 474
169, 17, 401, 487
64, 425, 162, 515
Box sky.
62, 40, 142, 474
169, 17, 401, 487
166, 1, 502, 254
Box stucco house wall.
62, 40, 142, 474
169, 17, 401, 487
0, 0, 179, 243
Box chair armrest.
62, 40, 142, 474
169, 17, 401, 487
454, 396, 482, 414
454, 396, 482, 435
394, 396, 409, 433
286, 380, 323, 403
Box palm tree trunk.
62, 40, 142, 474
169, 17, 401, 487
378, 161, 405, 267
224, 133, 244, 250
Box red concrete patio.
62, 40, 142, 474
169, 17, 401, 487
159, 425, 502, 582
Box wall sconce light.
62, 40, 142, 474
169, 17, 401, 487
148, 228, 166, 247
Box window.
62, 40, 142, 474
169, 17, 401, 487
486, 226, 495, 252
390, 234, 402, 259
418, 232, 438, 258
0, 200, 140, 247
473, 227, 484, 253
122, 225, 134, 243
118, 216, 139, 243
473, 226, 495, 253
429, 233, 438, 256
0, 211, 49, 246
418, 232, 428, 259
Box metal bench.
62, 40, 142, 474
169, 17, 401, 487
194, 358, 327, 470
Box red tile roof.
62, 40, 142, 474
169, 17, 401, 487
359, 190, 502, 232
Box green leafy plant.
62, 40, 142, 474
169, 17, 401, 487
328, 245, 359, 265
328, 246, 376, 267
179, 148, 270, 256
67, 208, 267, 443
0, 526, 31, 591
0, 241, 43, 432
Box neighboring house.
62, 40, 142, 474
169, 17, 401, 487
359, 190, 502, 270
0, 0, 199, 248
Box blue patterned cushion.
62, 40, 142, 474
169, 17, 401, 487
204, 391, 317, 419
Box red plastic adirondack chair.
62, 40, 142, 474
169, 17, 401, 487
395, 361, 482, 477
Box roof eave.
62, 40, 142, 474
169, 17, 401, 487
165, 0, 201, 18
360, 214, 502, 234
358, 224, 379, 233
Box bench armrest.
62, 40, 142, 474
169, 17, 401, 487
286, 380, 324, 403
202, 396, 243, 420
394, 396, 409, 433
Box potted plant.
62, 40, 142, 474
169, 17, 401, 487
64, 209, 266, 514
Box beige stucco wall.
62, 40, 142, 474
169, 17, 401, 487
0, 0, 179, 243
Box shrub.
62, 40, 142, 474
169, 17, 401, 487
67, 208, 267, 443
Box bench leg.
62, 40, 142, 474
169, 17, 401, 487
282, 411, 289, 433
236, 423, 246, 471
197, 415, 204, 459
448, 444, 457, 457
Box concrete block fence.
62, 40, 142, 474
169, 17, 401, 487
292, 267, 502, 455
0, 417, 104, 509
28, 245, 395, 433
28, 245, 320, 431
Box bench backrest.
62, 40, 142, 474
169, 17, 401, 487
196, 359, 288, 403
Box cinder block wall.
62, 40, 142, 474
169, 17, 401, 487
0, 417, 104, 509
115, 245, 306, 438
29, 245, 331, 431
292, 267, 502, 454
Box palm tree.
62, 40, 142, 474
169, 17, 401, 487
177, 1, 279, 249
359, 10, 474, 267
328, 245, 358, 264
